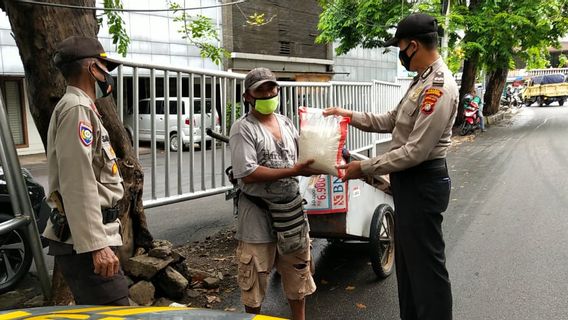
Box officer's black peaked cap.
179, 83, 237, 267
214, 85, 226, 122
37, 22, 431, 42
53, 36, 121, 71
383, 13, 439, 47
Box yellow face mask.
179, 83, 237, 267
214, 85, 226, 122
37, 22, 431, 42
254, 95, 279, 115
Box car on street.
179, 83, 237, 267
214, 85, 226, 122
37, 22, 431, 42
124, 97, 220, 152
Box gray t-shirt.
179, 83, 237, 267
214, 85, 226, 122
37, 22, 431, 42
229, 113, 299, 243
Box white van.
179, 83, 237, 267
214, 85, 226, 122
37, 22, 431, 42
124, 97, 220, 151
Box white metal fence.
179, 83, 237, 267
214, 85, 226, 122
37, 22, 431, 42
113, 60, 408, 208
526, 68, 568, 77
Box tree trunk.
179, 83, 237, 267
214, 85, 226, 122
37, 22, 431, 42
0, 0, 152, 303
483, 67, 509, 115
456, 51, 480, 126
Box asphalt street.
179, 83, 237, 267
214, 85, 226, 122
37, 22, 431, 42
21, 104, 568, 319
226, 104, 568, 319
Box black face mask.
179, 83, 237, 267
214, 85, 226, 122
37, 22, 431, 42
90, 63, 115, 97
399, 43, 418, 71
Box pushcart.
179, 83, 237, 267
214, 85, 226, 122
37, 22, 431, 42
206, 129, 395, 278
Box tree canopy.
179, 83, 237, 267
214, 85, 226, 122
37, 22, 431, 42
316, 0, 568, 114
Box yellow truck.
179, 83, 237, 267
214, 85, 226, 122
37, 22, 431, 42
522, 73, 568, 106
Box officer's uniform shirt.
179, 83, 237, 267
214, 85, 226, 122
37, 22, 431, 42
351, 57, 458, 175
43, 86, 124, 254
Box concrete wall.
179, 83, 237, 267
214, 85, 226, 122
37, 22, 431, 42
224, 0, 327, 60
333, 46, 399, 82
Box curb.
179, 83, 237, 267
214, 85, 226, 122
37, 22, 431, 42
485, 107, 518, 125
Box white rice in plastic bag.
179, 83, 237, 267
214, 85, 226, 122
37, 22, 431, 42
297, 107, 350, 177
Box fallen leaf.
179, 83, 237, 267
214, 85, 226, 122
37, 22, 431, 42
345, 286, 356, 291
356, 303, 367, 309
224, 307, 237, 312
321, 279, 329, 285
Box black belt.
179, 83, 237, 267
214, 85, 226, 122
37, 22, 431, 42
51, 206, 119, 225
396, 158, 447, 175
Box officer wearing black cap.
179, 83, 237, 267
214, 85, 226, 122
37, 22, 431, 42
325, 13, 457, 320
43, 36, 129, 305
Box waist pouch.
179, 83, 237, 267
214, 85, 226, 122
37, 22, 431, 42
244, 193, 309, 255
50, 209, 70, 242
49, 206, 119, 242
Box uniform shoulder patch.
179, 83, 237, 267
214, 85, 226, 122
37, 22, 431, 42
425, 88, 444, 98
420, 87, 444, 116
78, 121, 94, 146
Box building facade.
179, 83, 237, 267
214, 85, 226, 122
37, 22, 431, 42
0, 0, 223, 155
2, 0, 398, 156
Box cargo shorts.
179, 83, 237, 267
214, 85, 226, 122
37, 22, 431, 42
236, 241, 316, 308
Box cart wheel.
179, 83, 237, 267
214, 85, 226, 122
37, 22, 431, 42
369, 204, 395, 278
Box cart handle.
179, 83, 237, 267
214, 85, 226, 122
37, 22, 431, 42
206, 128, 230, 144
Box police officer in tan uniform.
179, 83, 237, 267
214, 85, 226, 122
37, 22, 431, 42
43, 36, 128, 305
325, 14, 457, 320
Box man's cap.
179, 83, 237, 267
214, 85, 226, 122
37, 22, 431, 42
53, 36, 121, 71
383, 13, 439, 47
245, 68, 278, 91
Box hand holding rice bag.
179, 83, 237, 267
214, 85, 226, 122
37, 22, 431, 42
298, 107, 350, 177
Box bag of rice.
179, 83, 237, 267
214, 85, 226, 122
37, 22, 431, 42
298, 107, 350, 177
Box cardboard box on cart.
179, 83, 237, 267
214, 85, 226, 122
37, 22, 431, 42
301, 174, 393, 240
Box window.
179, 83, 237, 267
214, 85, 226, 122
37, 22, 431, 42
155, 101, 164, 115
279, 41, 291, 55
169, 101, 186, 114
139, 100, 150, 114
194, 99, 212, 114
0, 78, 27, 148
139, 100, 165, 114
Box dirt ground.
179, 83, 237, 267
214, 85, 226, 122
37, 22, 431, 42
173, 227, 242, 311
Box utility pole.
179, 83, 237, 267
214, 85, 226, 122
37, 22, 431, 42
441, 0, 451, 60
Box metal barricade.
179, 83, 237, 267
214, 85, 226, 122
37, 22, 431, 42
0, 90, 51, 298
113, 59, 407, 208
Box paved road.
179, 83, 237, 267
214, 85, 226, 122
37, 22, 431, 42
236, 105, 568, 319
22, 104, 568, 319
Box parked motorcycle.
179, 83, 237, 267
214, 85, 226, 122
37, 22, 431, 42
0, 166, 50, 294
460, 104, 482, 136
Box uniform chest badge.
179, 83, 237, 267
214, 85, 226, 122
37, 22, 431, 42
78, 121, 93, 146
410, 84, 425, 101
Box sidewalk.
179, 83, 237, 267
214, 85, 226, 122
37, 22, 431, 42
19, 153, 47, 166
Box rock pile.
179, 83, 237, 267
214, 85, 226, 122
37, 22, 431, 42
124, 239, 225, 307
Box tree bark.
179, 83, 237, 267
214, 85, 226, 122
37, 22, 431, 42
456, 51, 480, 126
455, 0, 483, 126
483, 67, 508, 115
1, 0, 152, 303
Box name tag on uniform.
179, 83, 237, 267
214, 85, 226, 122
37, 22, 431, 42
409, 84, 426, 102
